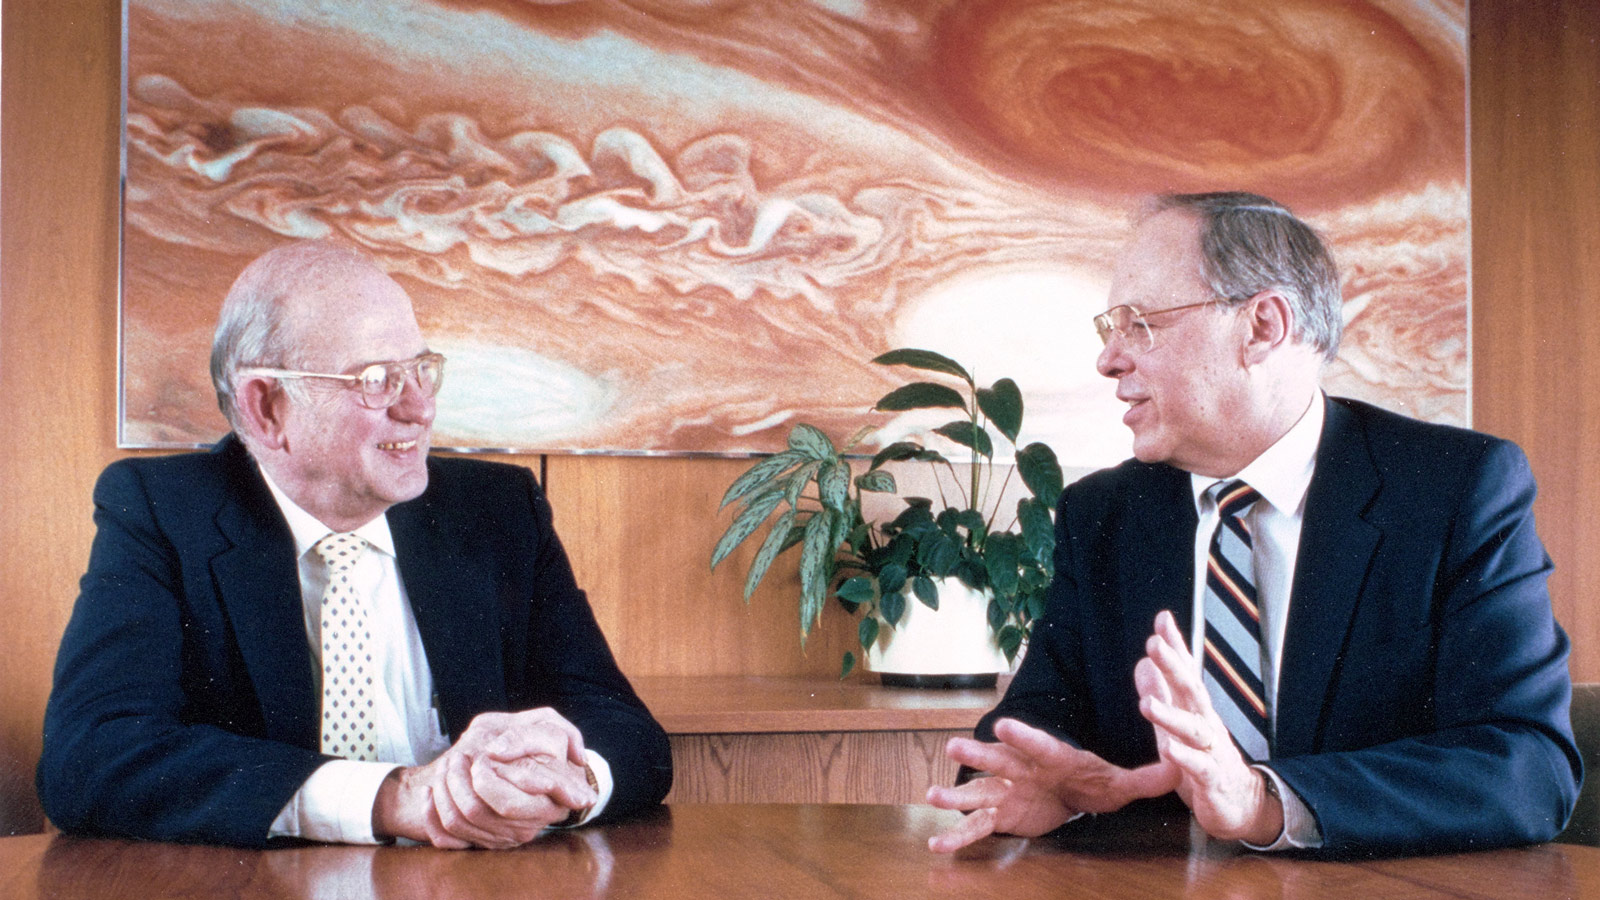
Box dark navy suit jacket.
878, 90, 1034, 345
38, 435, 672, 847
980, 397, 1581, 855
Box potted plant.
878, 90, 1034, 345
710, 349, 1064, 684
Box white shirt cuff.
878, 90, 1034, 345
1243, 765, 1323, 851
552, 750, 614, 828
269, 760, 400, 844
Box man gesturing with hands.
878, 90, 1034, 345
40, 241, 671, 847
929, 193, 1580, 857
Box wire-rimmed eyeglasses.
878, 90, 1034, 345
238, 352, 446, 410
1092, 301, 1218, 352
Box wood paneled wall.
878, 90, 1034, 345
2, 0, 1596, 835
1470, 0, 1600, 685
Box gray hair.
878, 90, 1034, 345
209, 240, 376, 428
1144, 192, 1343, 360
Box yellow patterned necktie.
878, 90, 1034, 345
314, 532, 379, 761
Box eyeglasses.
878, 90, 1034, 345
1092, 300, 1219, 352
239, 352, 446, 410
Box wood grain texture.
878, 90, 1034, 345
664, 731, 968, 804
0, 0, 127, 836
1470, 0, 1600, 684
634, 675, 998, 734
542, 454, 858, 678
4, 805, 1600, 899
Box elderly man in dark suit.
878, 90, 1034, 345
928, 192, 1581, 856
39, 241, 671, 848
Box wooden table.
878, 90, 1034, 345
6, 805, 1598, 899
635, 675, 1001, 804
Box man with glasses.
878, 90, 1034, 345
928, 193, 1580, 855
39, 241, 671, 847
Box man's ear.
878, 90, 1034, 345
234, 377, 290, 451
1242, 291, 1294, 366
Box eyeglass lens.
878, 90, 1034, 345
1094, 307, 1154, 351
357, 355, 445, 408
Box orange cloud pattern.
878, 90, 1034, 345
121, 0, 1466, 465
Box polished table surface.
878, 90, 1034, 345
5, 804, 1597, 899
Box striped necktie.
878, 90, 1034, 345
1201, 479, 1270, 762
315, 532, 380, 762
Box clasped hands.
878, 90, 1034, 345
374, 708, 598, 849
927, 611, 1284, 852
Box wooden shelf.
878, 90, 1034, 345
633, 674, 1003, 735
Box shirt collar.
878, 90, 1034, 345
258, 465, 397, 559
1191, 391, 1324, 516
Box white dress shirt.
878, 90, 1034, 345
1188, 390, 1324, 850
259, 470, 612, 843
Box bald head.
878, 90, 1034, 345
210, 241, 393, 429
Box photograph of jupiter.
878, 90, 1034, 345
121, 0, 1467, 464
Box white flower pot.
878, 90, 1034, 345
866, 576, 1016, 688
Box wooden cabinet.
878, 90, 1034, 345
634, 676, 1001, 804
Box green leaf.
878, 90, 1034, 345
818, 460, 850, 513
874, 382, 968, 412
719, 449, 805, 510
917, 531, 961, 576
1018, 497, 1055, 563
882, 535, 915, 569
858, 616, 880, 651
830, 502, 855, 551
998, 624, 1025, 661
844, 520, 871, 557
777, 521, 807, 555
854, 470, 896, 494
872, 348, 973, 385
957, 558, 988, 591
788, 423, 837, 461
840, 651, 856, 679
954, 508, 986, 537
1017, 442, 1064, 504
798, 510, 837, 644
784, 459, 823, 507
1026, 590, 1048, 621
710, 486, 786, 571
880, 590, 906, 627
912, 575, 939, 610
1020, 566, 1049, 593
984, 532, 1021, 598
877, 562, 908, 595
976, 378, 1023, 444
987, 596, 1006, 631
934, 421, 994, 458
888, 499, 936, 533
836, 575, 876, 605
870, 438, 934, 474
742, 508, 798, 601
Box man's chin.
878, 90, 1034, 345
1129, 434, 1167, 465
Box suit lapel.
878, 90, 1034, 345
208, 437, 320, 749
1275, 398, 1383, 757
390, 482, 505, 738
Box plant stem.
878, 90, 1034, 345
986, 454, 1015, 533
969, 390, 981, 514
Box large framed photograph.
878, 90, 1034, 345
121, 0, 1468, 463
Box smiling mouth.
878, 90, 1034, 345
377, 440, 417, 452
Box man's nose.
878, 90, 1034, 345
1096, 338, 1129, 379
388, 373, 436, 426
